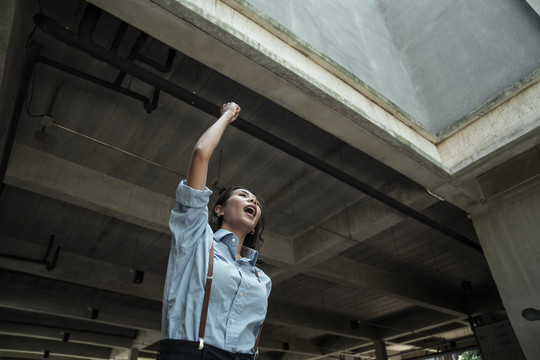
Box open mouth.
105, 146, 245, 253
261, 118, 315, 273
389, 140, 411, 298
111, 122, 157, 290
244, 206, 256, 217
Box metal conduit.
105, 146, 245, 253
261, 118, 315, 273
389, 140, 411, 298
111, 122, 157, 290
33, 7, 483, 253
37, 55, 158, 113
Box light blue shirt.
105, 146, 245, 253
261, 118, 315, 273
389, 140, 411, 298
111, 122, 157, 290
162, 180, 271, 354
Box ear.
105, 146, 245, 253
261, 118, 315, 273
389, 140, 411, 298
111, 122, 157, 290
214, 205, 224, 217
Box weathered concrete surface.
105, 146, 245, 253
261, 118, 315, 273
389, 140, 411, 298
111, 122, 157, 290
4, 144, 295, 266
526, 0, 540, 16
0, 0, 29, 141
239, 0, 424, 128
472, 178, 540, 360
0, 0, 16, 83
244, 0, 540, 136
437, 79, 540, 174
88, 0, 540, 214
89, 0, 448, 188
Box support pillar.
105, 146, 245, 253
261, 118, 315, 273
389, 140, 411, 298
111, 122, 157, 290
373, 339, 388, 360
471, 179, 540, 359
128, 348, 139, 360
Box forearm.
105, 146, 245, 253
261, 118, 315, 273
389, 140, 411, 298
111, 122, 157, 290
186, 105, 238, 190
192, 111, 234, 160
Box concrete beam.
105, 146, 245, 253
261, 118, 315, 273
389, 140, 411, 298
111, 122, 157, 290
2, 234, 471, 335
259, 353, 314, 360
88, 0, 540, 202
0, 335, 112, 360
1, 235, 165, 302
3, 146, 472, 318
391, 323, 469, 345
5, 143, 172, 233
0, 321, 134, 349
319, 337, 370, 357
110, 330, 161, 359
0, 261, 376, 344
437, 79, 540, 175
0, 279, 370, 356
266, 303, 376, 340
88, 0, 452, 192
306, 256, 466, 317
526, 0, 540, 16
278, 313, 467, 360
4, 143, 294, 266
259, 337, 325, 357
0, 281, 162, 331
269, 177, 437, 284
375, 310, 465, 340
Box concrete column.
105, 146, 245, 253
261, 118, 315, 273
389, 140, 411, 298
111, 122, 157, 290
471, 179, 540, 359
373, 339, 388, 360
128, 348, 139, 360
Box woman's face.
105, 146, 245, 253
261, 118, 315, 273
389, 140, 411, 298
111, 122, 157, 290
216, 189, 262, 234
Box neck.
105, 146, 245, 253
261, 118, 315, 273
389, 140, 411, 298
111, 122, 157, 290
234, 235, 245, 259
220, 225, 246, 259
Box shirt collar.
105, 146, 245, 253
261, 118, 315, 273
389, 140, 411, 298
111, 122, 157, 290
214, 229, 259, 266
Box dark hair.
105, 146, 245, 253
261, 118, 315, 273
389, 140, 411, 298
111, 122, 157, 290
209, 186, 265, 251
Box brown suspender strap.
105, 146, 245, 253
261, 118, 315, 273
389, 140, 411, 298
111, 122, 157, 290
198, 244, 214, 350
253, 323, 263, 353
197, 243, 264, 353
253, 268, 264, 354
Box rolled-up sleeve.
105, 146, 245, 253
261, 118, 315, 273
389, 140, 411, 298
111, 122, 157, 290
169, 180, 213, 251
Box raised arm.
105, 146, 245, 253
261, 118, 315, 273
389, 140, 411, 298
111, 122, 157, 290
186, 102, 241, 190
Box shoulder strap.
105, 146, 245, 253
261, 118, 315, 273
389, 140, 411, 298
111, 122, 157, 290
198, 244, 214, 350
253, 323, 263, 354
253, 267, 264, 354
198, 244, 264, 353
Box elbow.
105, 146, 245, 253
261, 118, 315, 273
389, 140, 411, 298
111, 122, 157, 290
191, 145, 211, 163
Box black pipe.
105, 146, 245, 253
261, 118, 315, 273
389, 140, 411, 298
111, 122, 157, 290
109, 21, 128, 53
0, 42, 42, 193
34, 11, 483, 253
115, 31, 148, 86
0, 234, 61, 271
136, 48, 176, 73
78, 1, 101, 41
37, 55, 157, 113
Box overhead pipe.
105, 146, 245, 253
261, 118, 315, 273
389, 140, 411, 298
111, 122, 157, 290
33, 7, 483, 253
0, 234, 61, 271
113, 31, 162, 109
37, 55, 158, 113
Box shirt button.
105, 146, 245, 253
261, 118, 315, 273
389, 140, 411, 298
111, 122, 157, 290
231, 238, 236, 243
231, 319, 235, 324
239, 292, 243, 297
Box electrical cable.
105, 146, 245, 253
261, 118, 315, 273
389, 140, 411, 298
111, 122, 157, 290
51, 121, 185, 176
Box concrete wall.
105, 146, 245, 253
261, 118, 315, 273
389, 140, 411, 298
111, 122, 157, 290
472, 179, 540, 359
243, 0, 540, 136
381, 0, 540, 136
0, 0, 16, 82
0, 0, 30, 138
243, 0, 425, 128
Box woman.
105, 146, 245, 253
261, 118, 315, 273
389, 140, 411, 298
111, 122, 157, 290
158, 102, 271, 360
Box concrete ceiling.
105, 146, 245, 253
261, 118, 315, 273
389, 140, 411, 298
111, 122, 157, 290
245, 0, 540, 136
0, 0, 539, 359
